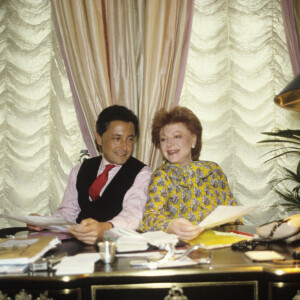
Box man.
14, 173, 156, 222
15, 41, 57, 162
28, 105, 152, 245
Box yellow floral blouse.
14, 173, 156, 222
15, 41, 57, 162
140, 160, 237, 232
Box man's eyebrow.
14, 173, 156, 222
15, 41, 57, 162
112, 133, 136, 137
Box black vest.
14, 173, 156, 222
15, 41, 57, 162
76, 156, 145, 223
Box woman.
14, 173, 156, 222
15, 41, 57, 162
140, 106, 237, 241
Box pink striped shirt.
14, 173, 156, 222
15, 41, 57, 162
52, 157, 152, 229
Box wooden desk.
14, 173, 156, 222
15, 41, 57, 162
1, 228, 300, 300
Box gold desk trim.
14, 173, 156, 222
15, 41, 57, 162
48, 288, 82, 299
0, 288, 82, 300
85, 265, 263, 278
268, 282, 300, 300
91, 281, 258, 300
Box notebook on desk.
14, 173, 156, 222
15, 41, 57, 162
0, 235, 60, 265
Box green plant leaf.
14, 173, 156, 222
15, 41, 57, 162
262, 150, 300, 163
261, 130, 300, 140
259, 129, 300, 211
272, 188, 300, 212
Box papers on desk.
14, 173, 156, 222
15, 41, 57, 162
0, 235, 60, 265
104, 228, 179, 253
54, 253, 100, 275
198, 205, 260, 229
0, 264, 29, 274
130, 257, 198, 269
0, 214, 76, 232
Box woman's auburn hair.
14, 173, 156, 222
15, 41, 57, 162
151, 106, 202, 161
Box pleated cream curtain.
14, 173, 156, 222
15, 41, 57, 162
51, 0, 193, 167
180, 0, 300, 224
0, 0, 85, 227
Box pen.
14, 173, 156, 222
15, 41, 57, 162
230, 230, 254, 237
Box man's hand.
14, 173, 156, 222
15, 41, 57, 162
27, 213, 44, 232
67, 218, 113, 245
167, 218, 204, 241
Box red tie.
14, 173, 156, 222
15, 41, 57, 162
89, 164, 115, 202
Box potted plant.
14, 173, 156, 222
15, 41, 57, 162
259, 129, 300, 212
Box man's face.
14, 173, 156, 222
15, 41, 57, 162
96, 120, 135, 165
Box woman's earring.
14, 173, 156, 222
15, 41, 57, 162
192, 144, 195, 149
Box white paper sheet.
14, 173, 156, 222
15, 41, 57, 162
130, 257, 198, 269
198, 205, 260, 229
55, 253, 100, 275
0, 214, 76, 232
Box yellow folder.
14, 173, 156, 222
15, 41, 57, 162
188, 230, 252, 249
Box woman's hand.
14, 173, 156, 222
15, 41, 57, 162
167, 218, 204, 241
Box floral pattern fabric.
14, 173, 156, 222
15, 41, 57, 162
140, 160, 237, 232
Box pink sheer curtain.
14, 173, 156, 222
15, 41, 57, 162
51, 5, 97, 157
281, 0, 300, 75
51, 0, 194, 168
173, 0, 194, 106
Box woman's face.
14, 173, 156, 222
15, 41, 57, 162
159, 122, 196, 166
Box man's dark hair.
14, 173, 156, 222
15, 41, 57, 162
96, 105, 139, 138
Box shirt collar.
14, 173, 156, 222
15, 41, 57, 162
100, 156, 121, 168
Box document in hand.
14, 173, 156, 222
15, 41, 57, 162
0, 235, 60, 265
0, 214, 76, 232
198, 205, 260, 229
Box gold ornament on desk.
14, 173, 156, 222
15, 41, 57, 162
0, 290, 52, 300
164, 285, 188, 300
274, 72, 300, 112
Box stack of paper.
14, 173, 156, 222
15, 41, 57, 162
104, 228, 179, 253
54, 253, 100, 275
115, 235, 149, 252
141, 231, 179, 247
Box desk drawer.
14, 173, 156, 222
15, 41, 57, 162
269, 282, 300, 300
92, 281, 258, 300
